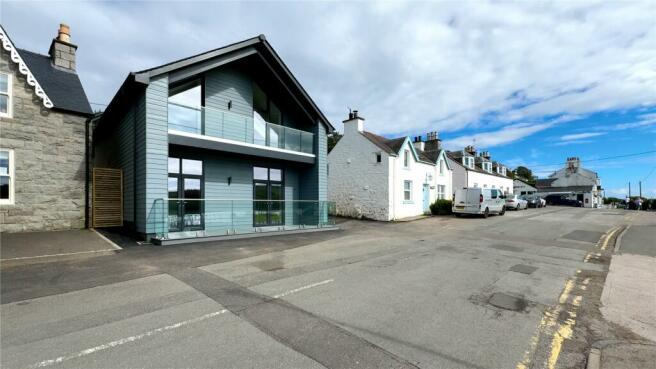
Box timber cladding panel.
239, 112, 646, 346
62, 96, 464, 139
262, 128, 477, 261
93, 168, 123, 227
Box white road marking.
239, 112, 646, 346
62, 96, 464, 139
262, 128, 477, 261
272, 279, 334, 299
29, 310, 228, 368
1, 249, 117, 262
28, 278, 334, 368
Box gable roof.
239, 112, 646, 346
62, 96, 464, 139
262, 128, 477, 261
17, 49, 92, 115
361, 131, 404, 155
98, 34, 332, 131
0, 25, 91, 116
535, 178, 557, 188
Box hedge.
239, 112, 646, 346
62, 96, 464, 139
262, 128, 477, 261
430, 199, 453, 215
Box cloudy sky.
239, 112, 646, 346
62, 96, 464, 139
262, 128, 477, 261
3, 1, 655, 197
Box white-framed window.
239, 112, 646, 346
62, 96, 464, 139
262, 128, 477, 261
502, 167, 507, 176
437, 184, 446, 199
439, 160, 445, 175
403, 150, 410, 168
403, 180, 412, 201
463, 156, 474, 169
483, 184, 488, 188
0, 149, 14, 205
483, 162, 492, 172
0, 73, 12, 118
473, 183, 478, 188
492, 185, 496, 189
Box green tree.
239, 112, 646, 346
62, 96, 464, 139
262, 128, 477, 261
328, 132, 343, 153
515, 166, 536, 184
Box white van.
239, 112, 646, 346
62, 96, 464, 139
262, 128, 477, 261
452, 187, 506, 218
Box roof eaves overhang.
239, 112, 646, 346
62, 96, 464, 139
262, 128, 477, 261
130, 35, 334, 133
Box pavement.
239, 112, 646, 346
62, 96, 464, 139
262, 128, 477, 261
595, 214, 656, 369
0, 229, 121, 267
0, 207, 653, 369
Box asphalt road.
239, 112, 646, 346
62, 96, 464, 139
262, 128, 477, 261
1, 207, 651, 369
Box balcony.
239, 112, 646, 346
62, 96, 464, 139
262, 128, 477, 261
168, 102, 315, 162
146, 199, 336, 244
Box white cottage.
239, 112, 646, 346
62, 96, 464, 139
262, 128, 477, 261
328, 111, 452, 221
446, 146, 514, 195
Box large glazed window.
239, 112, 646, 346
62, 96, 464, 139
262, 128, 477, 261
253, 166, 284, 227
168, 80, 203, 134
0, 73, 11, 118
253, 83, 282, 125
167, 157, 204, 232
0, 149, 14, 204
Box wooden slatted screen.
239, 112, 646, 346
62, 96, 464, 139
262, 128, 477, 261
92, 168, 123, 228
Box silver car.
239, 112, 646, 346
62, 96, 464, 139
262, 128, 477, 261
505, 194, 528, 210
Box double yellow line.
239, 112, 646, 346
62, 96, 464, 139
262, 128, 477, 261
516, 225, 620, 369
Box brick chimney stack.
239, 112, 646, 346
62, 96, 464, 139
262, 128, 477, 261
49, 23, 77, 71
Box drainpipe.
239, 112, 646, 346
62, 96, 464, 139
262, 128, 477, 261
391, 155, 397, 220
84, 115, 91, 228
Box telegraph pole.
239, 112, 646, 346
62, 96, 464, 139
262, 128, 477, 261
629, 182, 631, 197
639, 181, 642, 198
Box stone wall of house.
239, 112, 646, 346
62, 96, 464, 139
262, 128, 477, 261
0, 52, 87, 232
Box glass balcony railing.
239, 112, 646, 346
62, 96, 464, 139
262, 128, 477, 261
168, 102, 315, 155
146, 198, 335, 241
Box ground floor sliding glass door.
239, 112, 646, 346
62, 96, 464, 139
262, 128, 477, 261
168, 157, 204, 232
253, 166, 284, 227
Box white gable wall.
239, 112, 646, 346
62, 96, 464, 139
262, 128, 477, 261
389, 142, 435, 220
328, 131, 391, 220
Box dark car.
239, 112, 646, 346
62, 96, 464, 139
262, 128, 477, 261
544, 194, 582, 207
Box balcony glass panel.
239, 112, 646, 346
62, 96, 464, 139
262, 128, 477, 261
167, 103, 315, 155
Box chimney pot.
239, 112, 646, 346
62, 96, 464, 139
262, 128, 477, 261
49, 22, 77, 71
58, 23, 71, 43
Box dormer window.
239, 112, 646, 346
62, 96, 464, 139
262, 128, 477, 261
483, 162, 492, 172
502, 167, 507, 176
463, 156, 474, 169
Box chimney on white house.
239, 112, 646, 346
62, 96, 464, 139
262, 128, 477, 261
343, 109, 364, 135
49, 23, 77, 71
567, 157, 580, 172
412, 136, 425, 151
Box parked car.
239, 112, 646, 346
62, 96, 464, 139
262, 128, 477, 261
521, 195, 545, 208
453, 187, 506, 218
506, 194, 528, 210
544, 194, 583, 207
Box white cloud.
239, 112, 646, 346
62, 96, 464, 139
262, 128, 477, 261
560, 132, 606, 141
2, 1, 655, 139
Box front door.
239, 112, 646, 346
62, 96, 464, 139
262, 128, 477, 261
423, 184, 430, 213
253, 167, 284, 227
168, 157, 204, 232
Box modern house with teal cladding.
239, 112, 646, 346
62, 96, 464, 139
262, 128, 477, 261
92, 35, 335, 243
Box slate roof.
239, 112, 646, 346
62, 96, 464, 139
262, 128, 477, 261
16, 49, 92, 115
361, 131, 405, 155
446, 151, 513, 179
535, 178, 557, 188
